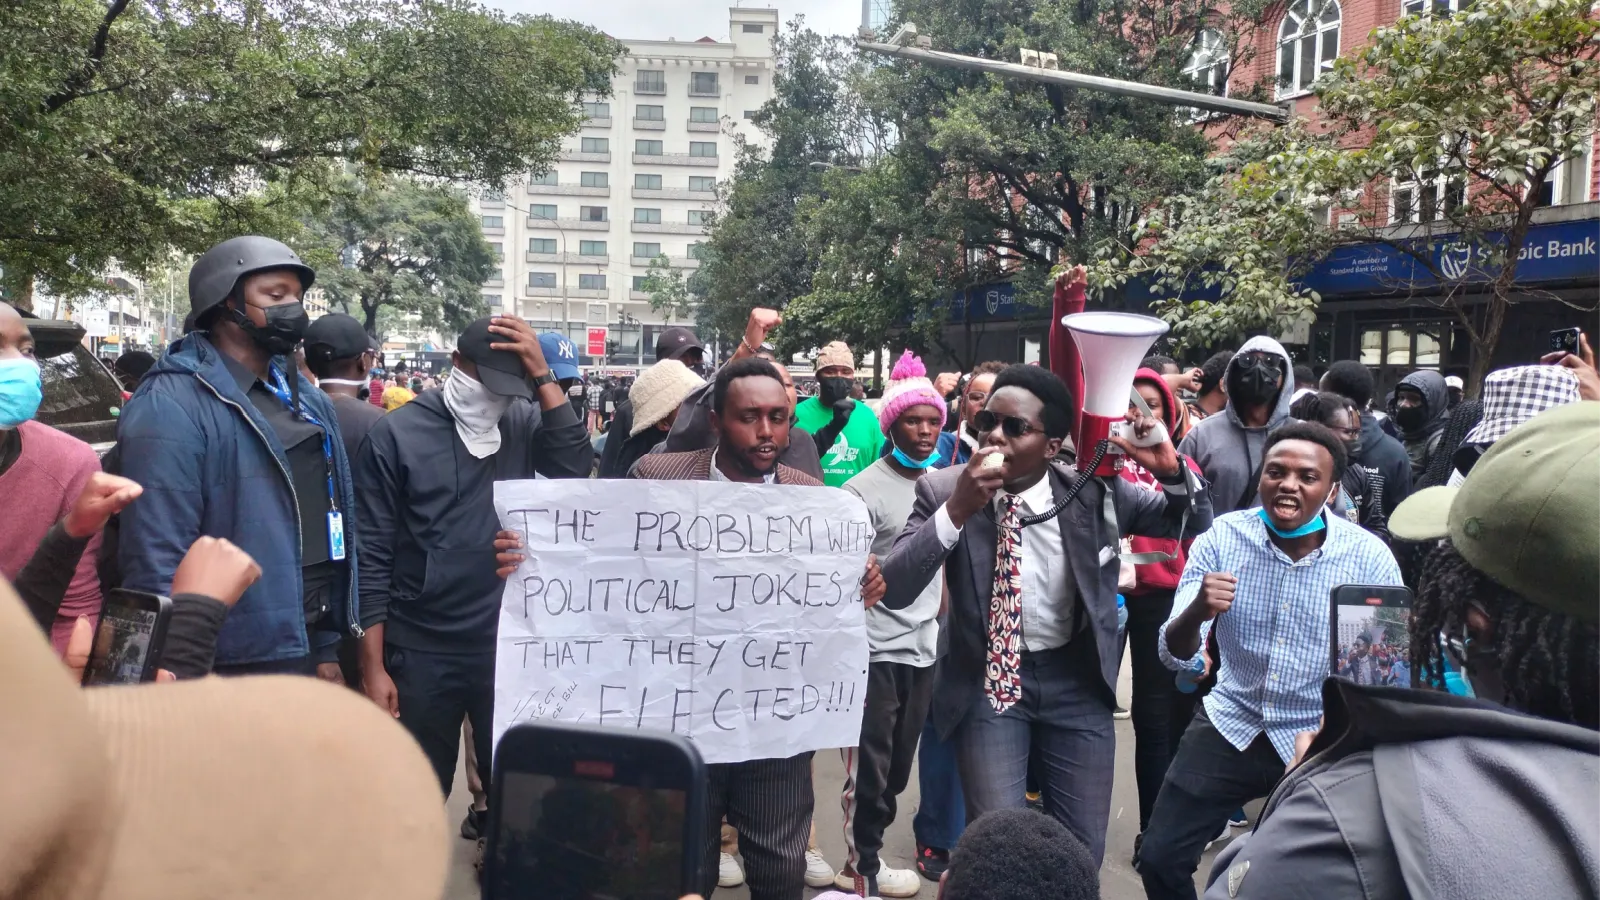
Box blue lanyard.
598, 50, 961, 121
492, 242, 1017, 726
264, 363, 339, 512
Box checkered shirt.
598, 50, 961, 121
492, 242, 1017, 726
1463, 365, 1580, 446
1159, 509, 1403, 763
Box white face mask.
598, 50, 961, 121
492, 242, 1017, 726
442, 369, 511, 458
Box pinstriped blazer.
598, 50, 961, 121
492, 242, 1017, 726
627, 447, 823, 486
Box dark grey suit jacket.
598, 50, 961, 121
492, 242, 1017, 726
881, 461, 1212, 738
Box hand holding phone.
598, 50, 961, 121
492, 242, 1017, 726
1329, 584, 1414, 687
1541, 329, 1600, 401
81, 589, 173, 685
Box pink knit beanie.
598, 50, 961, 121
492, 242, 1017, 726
877, 349, 948, 435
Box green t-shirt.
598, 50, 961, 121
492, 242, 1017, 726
794, 396, 885, 487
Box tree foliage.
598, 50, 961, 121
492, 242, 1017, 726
297, 173, 497, 338
0, 0, 621, 306
1094, 0, 1600, 387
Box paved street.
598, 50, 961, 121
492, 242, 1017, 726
445, 653, 1239, 899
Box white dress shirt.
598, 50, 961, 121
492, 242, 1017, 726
708, 449, 775, 483
934, 475, 1076, 652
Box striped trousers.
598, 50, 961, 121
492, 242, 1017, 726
699, 752, 814, 900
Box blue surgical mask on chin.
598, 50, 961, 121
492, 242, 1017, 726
1257, 507, 1326, 539
891, 445, 941, 470
0, 358, 43, 429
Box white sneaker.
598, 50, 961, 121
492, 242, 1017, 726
874, 865, 921, 898
717, 852, 745, 888
804, 849, 835, 888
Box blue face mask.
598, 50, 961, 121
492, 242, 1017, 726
1257, 507, 1327, 539
891, 445, 941, 470
0, 358, 42, 428
1440, 634, 1477, 697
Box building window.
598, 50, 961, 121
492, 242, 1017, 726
636, 70, 666, 93
635, 174, 662, 190
1182, 29, 1229, 118
636, 104, 665, 121
689, 141, 718, 158
578, 273, 607, 290
687, 242, 707, 259
689, 176, 717, 192
582, 101, 610, 118
1535, 137, 1597, 207
580, 171, 609, 188
481, 215, 503, 229
484, 294, 502, 308
690, 107, 719, 123
529, 171, 559, 186
632, 275, 650, 291
488, 242, 504, 260
744, 75, 760, 85
580, 137, 609, 154
1391, 167, 1466, 224
1401, 0, 1468, 17
634, 208, 662, 224
634, 242, 662, 258
578, 240, 607, 256
529, 238, 558, 254
1276, 0, 1340, 98
635, 140, 664, 156
691, 72, 719, 95
528, 204, 557, 220
743, 110, 759, 119
579, 206, 607, 222
741, 23, 764, 33
528, 272, 556, 288
687, 210, 710, 226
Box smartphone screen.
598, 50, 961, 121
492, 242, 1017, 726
82, 591, 170, 686
1330, 585, 1414, 688
489, 767, 689, 900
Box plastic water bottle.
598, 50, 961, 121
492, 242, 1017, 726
1175, 654, 1207, 694
1116, 594, 1128, 643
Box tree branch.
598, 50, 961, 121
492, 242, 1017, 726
43, 0, 134, 114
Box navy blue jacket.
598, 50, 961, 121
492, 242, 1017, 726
117, 333, 360, 666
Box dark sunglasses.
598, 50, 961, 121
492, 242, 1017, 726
972, 409, 1041, 438
1234, 353, 1283, 373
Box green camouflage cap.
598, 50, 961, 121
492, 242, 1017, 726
1389, 400, 1598, 623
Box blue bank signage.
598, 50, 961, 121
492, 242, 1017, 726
1303, 217, 1598, 297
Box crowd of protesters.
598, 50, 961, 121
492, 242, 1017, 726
1, 239, 1595, 900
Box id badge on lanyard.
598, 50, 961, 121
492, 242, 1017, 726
328, 509, 346, 561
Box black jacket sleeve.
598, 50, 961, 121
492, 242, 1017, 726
598, 400, 634, 477
527, 396, 595, 479
15, 522, 92, 632
353, 422, 401, 629
160, 594, 231, 678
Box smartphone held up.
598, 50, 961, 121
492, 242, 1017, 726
1329, 584, 1414, 688
81, 589, 172, 686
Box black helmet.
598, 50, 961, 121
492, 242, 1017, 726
185, 236, 315, 332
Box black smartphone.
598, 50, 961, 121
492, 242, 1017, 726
81, 588, 172, 685
484, 722, 708, 900
1551, 327, 1582, 356
1330, 584, 1414, 688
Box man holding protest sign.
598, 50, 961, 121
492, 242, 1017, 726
626, 356, 886, 900
879, 364, 1211, 867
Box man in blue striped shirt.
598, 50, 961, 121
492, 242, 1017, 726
1139, 421, 1402, 900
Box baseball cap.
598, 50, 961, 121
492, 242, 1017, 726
1445, 375, 1464, 390
538, 332, 581, 381
456, 317, 533, 399
303, 313, 372, 364
1389, 401, 1599, 622
0, 578, 448, 900
654, 326, 704, 362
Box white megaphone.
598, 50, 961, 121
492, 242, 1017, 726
1063, 311, 1171, 477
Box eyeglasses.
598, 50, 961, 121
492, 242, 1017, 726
972, 409, 1041, 438
1234, 353, 1282, 372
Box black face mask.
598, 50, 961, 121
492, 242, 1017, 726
1229, 357, 1282, 406
231, 301, 309, 356
818, 376, 854, 406
1393, 405, 1429, 432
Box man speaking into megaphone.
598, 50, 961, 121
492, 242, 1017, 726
878, 340, 1213, 867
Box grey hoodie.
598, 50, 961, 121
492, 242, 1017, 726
1176, 335, 1296, 514
1395, 369, 1451, 477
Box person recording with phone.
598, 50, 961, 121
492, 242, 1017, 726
879, 364, 1210, 868
1204, 401, 1599, 900
1140, 421, 1401, 900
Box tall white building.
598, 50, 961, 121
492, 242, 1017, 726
472, 7, 779, 368
862, 0, 892, 33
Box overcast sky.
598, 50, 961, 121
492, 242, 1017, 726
483, 0, 863, 42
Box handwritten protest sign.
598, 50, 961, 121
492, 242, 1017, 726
493, 479, 874, 764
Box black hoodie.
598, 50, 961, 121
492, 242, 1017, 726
353, 389, 592, 653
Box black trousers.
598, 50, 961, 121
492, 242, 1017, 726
1125, 588, 1179, 832
841, 660, 935, 880
699, 752, 813, 900
386, 644, 494, 799
1138, 711, 1286, 900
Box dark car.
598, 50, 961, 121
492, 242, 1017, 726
25, 317, 124, 453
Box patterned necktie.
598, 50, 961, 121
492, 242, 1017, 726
985, 494, 1025, 713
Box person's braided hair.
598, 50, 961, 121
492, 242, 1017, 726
1418, 399, 1482, 489
1410, 540, 1598, 730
